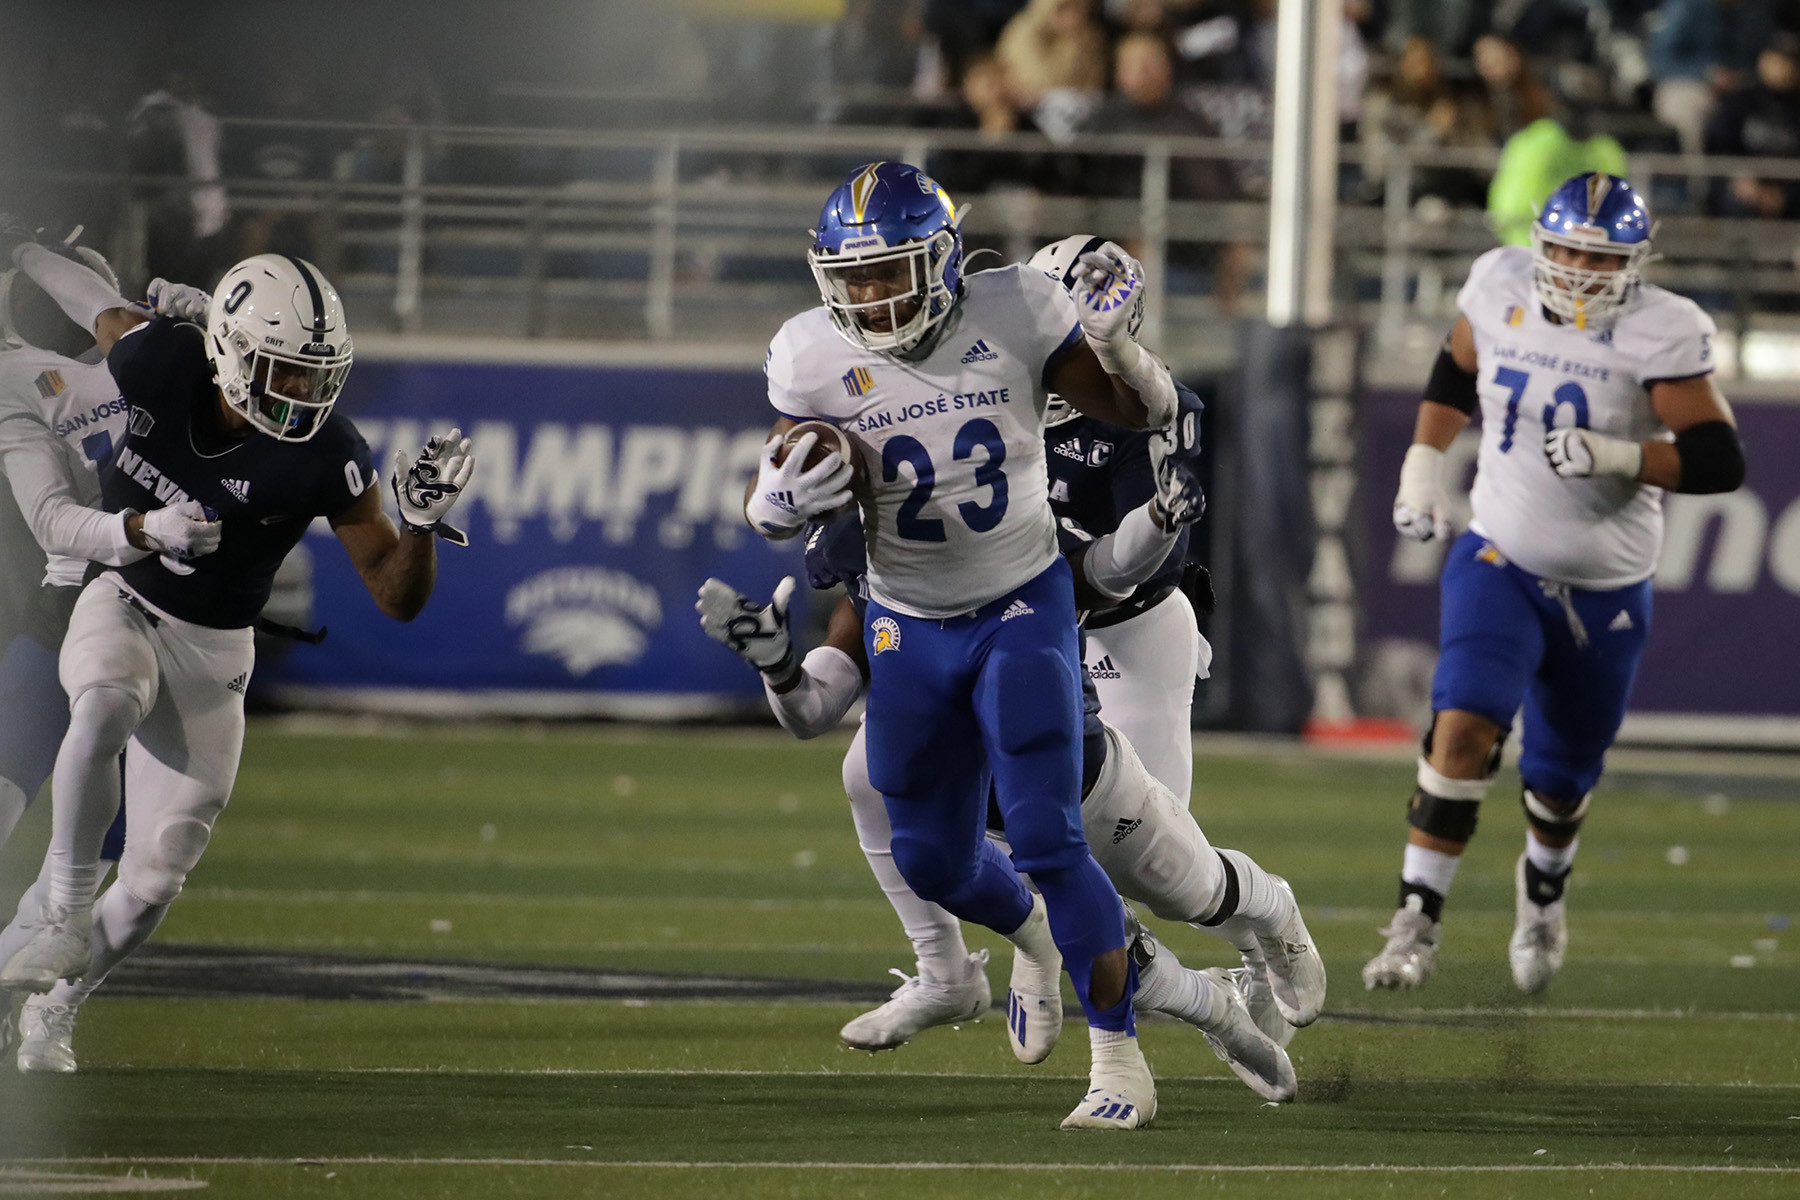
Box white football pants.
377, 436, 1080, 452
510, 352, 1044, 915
1084, 588, 1209, 804
48, 575, 251, 912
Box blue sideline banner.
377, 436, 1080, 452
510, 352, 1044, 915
262, 358, 805, 715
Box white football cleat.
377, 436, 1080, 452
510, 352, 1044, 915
16, 997, 78, 1074
1231, 959, 1296, 1048
1005, 893, 1063, 1064
1362, 893, 1440, 991
840, 950, 991, 1050
1253, 876, 1327, 1026
1509, 854, 1568, 994
1198, 966, 1298, 1102
0, 905, 93, 993
1060, 1032, 1156, 1131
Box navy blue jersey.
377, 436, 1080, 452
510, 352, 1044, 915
1042, 382, 1204, 615
103, 318, 375, 629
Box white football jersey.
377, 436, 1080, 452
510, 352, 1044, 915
766, 265, 1082, 617
0, 347, 132, 586
1459, 245, 1716, 588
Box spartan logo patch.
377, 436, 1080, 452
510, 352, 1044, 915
871, 617, 901, 654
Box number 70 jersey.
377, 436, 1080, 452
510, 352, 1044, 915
765, 264, 1083, 618
1459, 245, 1716, 588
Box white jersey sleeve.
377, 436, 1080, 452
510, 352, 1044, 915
765, 319, 824, 423
1015, 262, 1086, 377
1616, 290, 1717, 385
0, 415, 142, 573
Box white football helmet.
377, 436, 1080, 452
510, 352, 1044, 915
0, 245, 119, 350
204, 254, 353, 442
1028, 234, 1144, 427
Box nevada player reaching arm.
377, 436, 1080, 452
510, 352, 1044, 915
0, 250, 473, 1073
741, 164, 1187, 1132
1367, 174, 1744, 997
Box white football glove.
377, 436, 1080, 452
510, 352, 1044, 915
145, 277, 211, 321
695, 576, 798, 681
391, 428, 474, 547
1393, 443, 1452, 542
1544, 427, 1642, 480
1149, 456, 1206, 531
743, 433, 853, 539
137, 499, 222, 560
1070, 242, 1145, 355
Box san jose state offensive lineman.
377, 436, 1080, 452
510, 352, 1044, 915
1363, 174, 1746, 995
0, 245, 475, 1070
746, 163, 1180, 1129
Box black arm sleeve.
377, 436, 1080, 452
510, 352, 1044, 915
1673, 420, 1746, 494
1422, 344, 1478, 415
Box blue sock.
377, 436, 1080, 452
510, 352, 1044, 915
1033, 854, 1135, 1034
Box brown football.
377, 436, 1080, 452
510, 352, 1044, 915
777, 420, 865, 489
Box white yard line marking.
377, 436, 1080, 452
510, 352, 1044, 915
9, 1159, 1798, 1174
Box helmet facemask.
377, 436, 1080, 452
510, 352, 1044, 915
1529, 224, 1649, 329
810, 230, 959, 355
215, 325, 352, 442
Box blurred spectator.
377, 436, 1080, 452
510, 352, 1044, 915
1472, 34, 1559, 139
1648, 0, 1778, 157
931, 54, 1070, 194
924, 0, 1030, 87
1358, 36, 1497, 206
125, 68, 233, 289
1706, 32, 1800, 217
232, 73, 337, 266
996, 0, 1110, 108
1488, 115, 1630, 243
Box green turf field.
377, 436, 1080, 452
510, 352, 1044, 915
1, 722, 1795, 1198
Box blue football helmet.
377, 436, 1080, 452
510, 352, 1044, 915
808, 161, 965, 355
1530, 172, 1652, 328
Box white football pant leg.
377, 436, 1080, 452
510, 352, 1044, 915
843, 721, 970, 984
1085, 589, 1204, 804
46, 580, 160, 911
1080, 722, 1225, 926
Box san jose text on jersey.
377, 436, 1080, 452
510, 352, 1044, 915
1461, 245, 1715, 588
765, 264, 1082, 618
103, 317, 375, 629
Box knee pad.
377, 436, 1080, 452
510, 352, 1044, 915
1082, 726, 1222, 924
117, 814, 213, 906
1406, 758, 1491, 843
888, 832, 967, 905
985, 648, 1077, 756
1521, 788, 1590, 841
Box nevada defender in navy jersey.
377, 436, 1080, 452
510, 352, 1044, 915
0, 251, 474, 1071
1028, 236, 1211, 804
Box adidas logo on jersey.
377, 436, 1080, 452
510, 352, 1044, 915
1052, 438, 1085, 462
1608, 610, 1634, 632
1000, 599, 1034, 621
225, 672, 248, 695
1111, 817, 1142, 844
221, 478, 251, 503
1089, 655, 1121, 680
960, 338, 999, 363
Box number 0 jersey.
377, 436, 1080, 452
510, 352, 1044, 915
1460, 245, 1716, 588
766, 264, 1083, 618
0, 347, 132, 586
102, 317, 376, 629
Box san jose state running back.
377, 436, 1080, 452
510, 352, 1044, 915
747, 162, 1179, 1130
1365, 174, 1745, 996
0, 245, 475, 1073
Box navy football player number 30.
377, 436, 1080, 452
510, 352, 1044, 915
1494, 368, 1591, 454
881, 417, 1009, 542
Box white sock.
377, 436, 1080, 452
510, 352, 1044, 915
44, 881, 170, 1008
1402, 842, 1462, 896
1215, 848, 1284, 923
46, 689, 138, 913
1131, 942, 1219, 1026
845, 759, 970, 986
1090, 1024, 1136, 1055
1525, 831, 1578, 876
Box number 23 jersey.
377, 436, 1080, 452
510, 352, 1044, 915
766, 264, 1083, 618
1460, 245, 1715, 588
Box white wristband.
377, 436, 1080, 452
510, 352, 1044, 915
1090, 336, 1177, 429
1585, 432, 1644, 479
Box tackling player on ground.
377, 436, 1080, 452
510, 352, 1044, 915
1363, 173, 1745, 995
744, 162, 1179, 1129
0, 240, 475, 1071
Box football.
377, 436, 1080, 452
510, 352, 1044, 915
777, 420, 865, 490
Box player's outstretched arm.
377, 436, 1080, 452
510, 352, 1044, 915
1079, 457, 1204, 602
1546, 373, 1744, 494
696, 580, 866, 739
9, 242, 144, 355
1395, 317, 1479, 542
1049, 243, 1178, 431
0, 420, 150, 567
331, 486, 435, 622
